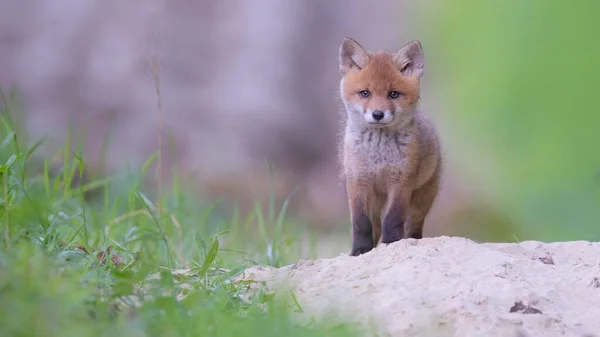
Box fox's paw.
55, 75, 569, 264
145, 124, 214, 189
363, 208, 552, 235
350, 246, 373, 256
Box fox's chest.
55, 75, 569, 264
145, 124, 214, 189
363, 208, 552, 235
344, 128, 415, 182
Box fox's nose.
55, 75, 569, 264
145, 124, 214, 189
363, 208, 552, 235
372, 110, 385, 121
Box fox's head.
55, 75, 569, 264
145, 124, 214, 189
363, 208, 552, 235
338, 38, 424, 129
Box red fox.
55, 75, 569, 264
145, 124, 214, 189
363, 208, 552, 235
337, 37, 442, 256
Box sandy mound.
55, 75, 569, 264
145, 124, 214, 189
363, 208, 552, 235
237, 236, 600, 337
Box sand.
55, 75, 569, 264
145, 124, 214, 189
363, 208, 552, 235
237, 236, 600, 337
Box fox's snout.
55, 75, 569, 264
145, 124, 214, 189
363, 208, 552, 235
351, 104, 400, 126
365, 108, 393, 125
364, 108, 392, 124
372, 110, 384, 121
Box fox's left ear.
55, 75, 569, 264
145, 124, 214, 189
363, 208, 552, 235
393, 40, 425, 78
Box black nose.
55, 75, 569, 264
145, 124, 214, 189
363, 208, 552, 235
372, 110, 385, 121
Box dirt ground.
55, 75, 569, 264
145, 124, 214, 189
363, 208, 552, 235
237, 236, 600, 337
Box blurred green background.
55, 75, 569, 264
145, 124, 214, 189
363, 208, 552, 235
423, 0, 600, 242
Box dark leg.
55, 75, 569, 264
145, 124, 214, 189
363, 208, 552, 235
381, 198, 406, 244
350, 198, 374, 256
381, 184, 413, 244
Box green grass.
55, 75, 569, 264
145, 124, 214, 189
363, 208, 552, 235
0, 90, 359, 337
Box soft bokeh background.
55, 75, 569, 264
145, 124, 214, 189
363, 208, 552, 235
1, 0, 598, 248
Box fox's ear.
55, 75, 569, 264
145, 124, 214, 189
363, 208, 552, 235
393, 40, 424, 78
339, 37, 370, 75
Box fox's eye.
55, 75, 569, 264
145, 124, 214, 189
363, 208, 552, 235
359, 90, 370, 98
388, 90, 402, 99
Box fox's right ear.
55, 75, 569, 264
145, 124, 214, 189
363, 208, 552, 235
339, 37, 369, 76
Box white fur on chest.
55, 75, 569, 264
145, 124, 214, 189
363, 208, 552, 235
343, 124, 414, 181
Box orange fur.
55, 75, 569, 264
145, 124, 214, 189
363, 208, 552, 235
337, 38, 441, 256
341, 52, 420, 115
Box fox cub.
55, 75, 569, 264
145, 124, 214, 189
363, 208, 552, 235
338, 37, 442, 256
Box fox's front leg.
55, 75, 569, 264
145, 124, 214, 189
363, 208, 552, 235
381, 185, 412, 244
347, 180, 374, 256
